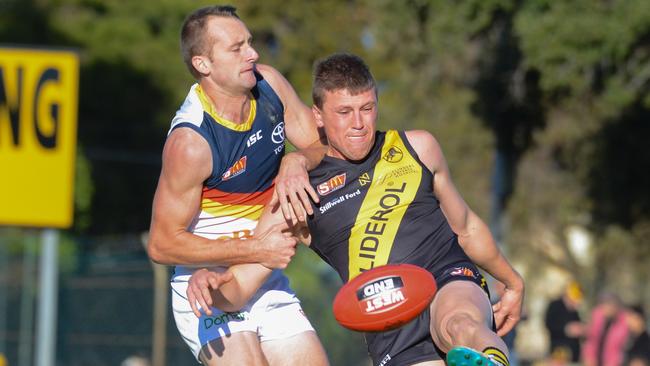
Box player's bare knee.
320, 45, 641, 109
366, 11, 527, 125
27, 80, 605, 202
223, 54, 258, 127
435, 311, 482, 350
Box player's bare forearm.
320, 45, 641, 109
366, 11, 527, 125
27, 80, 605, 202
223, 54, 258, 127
149, 182, 298, 269
458, 215, 524, 335
457, 213, 524, 335
211, 264, 273, 312
456, 212, 523, 290
289, 141, 328, 171
210, 226, 308, 312
147, 229, 263, 267
148, 223, 297, 270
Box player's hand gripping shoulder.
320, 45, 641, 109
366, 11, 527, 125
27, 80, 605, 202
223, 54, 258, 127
272, 151, 323, 225
256, 64, 327, 224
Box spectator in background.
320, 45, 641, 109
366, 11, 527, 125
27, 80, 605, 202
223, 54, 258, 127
544, 281, 585, 365
625, 304, 650, 366
582, 292, 629, 366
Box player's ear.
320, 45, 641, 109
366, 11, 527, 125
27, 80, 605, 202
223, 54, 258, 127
192, 55, 210, 76
312, 105, 324, 128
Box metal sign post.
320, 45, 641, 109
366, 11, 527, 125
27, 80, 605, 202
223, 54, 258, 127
35, 229, 59, 366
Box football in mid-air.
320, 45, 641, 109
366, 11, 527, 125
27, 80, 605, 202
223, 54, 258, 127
332, 264, 437, 332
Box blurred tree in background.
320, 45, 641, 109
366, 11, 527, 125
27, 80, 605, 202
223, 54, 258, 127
508, 0, 650, 300
1, 0, 649, 364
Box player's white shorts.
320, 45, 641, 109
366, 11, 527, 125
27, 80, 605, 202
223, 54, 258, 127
171, 267, 315, 361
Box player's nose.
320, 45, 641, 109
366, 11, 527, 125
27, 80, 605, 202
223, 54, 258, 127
246, 45, 259, 63
351, 111, 364, 129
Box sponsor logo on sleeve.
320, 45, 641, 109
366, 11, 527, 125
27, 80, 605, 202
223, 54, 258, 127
222, 156, 247, 181
317, 173, 346, 196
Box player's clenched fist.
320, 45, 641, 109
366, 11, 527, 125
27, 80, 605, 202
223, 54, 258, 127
187, 268, 234, 318
254, 224, 298, 269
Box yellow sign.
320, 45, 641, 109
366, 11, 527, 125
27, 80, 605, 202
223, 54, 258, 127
0, 46, 79, 228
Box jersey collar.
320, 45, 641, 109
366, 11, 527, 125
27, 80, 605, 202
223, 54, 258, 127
195, 85, 257, 132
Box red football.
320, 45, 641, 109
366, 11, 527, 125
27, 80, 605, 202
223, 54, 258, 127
332, 264, 437, 332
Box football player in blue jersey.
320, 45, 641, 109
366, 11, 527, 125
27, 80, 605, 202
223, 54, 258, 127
147, 5, 328, 366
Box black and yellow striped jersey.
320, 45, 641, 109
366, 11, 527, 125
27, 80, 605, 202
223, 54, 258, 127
307, 130, 470, 283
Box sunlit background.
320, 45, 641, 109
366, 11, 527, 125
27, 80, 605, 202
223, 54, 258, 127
1, 1, 649, 365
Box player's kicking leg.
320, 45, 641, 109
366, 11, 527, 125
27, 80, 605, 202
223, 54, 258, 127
429, 281, 510, 366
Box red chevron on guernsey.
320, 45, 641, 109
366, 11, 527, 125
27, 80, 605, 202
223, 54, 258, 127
222, 156, 247, 181
202, 185, 274, 206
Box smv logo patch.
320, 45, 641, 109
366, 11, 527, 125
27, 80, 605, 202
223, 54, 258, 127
222, 156, 247, 181
317, 173, 346, 196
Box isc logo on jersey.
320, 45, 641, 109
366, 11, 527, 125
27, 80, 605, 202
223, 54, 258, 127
357, 276, 406, 313
222, 156, 247, 181
317, 173, 346, 196
247, 130, 263, 147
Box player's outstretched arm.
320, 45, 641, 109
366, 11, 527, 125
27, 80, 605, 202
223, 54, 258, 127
186, 204, 311, 315
405, 130, 524, 336
187, 264, 271, 316
257, 64, 327, 223
147, 128, 297, 268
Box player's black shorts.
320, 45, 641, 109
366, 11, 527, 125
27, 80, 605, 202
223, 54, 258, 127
364, 261, 491, 366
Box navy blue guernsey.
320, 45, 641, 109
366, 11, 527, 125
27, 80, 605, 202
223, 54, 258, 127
306, 130, 471, 283
169, 72, 288, 279
170, 72, 286, 194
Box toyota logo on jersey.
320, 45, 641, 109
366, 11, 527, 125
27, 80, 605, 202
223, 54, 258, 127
272, 122, 285, 144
